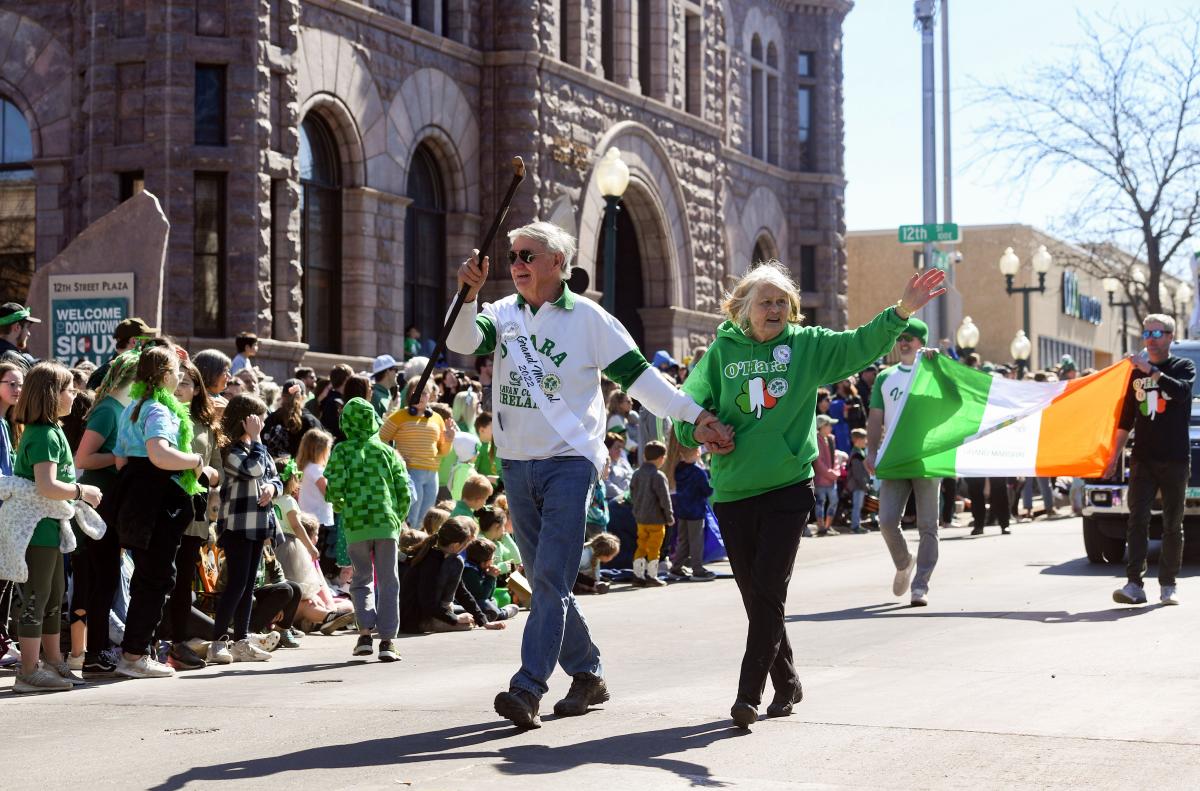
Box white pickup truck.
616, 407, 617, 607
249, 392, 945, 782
1081, 340, 1200, 564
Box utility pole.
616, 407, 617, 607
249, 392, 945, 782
914, 0, 939, 341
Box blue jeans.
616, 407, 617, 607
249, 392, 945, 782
501, 456, 602, 698
347, 538, 400, 640
814, 485, 838, 521
850, 489, 866, 531
1022, 477, 1054, 512
407, 468, 440, 528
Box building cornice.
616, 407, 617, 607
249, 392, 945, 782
306, 0, 484, 65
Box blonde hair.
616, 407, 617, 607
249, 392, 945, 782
421, 506, 450, 535
13, 362, 72, 427
461, 473, 493, 503
296, 428, 333, 468
720, 260, 804, 329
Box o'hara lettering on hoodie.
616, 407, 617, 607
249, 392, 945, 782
723, 359, 787, 379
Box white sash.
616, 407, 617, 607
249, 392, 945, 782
493, 300, 601, 470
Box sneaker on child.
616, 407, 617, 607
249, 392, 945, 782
353, 634, 373, 656
167, 641, 208, 670
377, 640, 400, 663
230, 639, 272, 662
893, 555, 916, 597
910, 588, 928, 607
13, 663, 73, 693
1160, 585, 1180, 606
49, 660, 88, 686
248, 631, 281, 652
66, 652, 85, 672
206, 640, 234, 665
116, 654, 176, 679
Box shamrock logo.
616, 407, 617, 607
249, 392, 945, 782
735, 376, 777, 418
1134, 377, 1169, 419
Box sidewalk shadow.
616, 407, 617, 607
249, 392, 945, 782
787, 602, 1161, 624
1034, 557, 1125, 577
150, 718, 744, 791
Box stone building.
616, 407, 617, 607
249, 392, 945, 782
0, 0, 851, 376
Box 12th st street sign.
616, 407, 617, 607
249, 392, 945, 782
899, 223, 960, 244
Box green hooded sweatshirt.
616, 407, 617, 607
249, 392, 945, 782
676, 307, 907, 503
324, 397, 412, 543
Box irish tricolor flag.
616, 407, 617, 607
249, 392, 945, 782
875, 355, 1133, 479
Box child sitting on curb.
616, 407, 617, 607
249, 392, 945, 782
574, 533, 621, 595
461, 538, 521, 622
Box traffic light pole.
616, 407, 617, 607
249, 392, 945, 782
915, 0, 940, 342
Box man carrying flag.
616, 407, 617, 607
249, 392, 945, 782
865, 317, 939, 606
1108, 314, 1195, 606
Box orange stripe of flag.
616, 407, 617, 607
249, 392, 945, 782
1034, 359, 1133, 477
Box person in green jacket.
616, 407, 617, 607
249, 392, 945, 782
324, 397, 412, 664
676, 261, 946, 730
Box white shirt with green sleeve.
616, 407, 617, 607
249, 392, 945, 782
446, 286, 703, 472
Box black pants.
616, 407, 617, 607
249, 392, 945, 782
712, 480, 814, 707
966, 477, 1010, 529
0, 580, 15, 648
250, 581, 302, 634
940, 478, 957, 523
212, 534, 265, 641
76, 522, 123, 658
1127, 458, 1189, 586
122, 490, 193, 656
167, 534, 206, 642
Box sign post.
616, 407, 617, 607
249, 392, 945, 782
48, 273, 135, 366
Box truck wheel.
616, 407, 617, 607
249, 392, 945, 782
1082, 517, 1105, 563
1102, 536, 1126, 565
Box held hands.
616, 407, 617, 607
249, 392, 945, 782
693, 410, 735, 455
456, 249, 490, 303
897, 269, 949, 318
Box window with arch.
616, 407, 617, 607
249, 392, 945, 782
749, 35, 779, 164
404, 144, 446, 348
299, 115, 342, 353
0, 98, 33, 181
752, 235, 776, 267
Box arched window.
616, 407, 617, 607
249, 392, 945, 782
0, 98, 33, 181
404, 144, 446, 348
766, 43, 779, 164
299, 115, 342, 353
752, 237, 770, 267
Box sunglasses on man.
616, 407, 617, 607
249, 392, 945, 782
507, 249, 545, 264
1142, 329, 1172, 339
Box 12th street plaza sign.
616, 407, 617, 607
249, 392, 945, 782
899, 223, 960, 244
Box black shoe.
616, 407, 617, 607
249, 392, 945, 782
730, 700, 758, 729
691, 570, 717, 581
766, 682, 804, 717
494, 688, 542, 729
970, 527, 984, 535
1000, 526, 1010, 535
167, 641, 208, 671
82, 652, 118, 677
553, 673, 610, 716
352, 634, 373, 657
377, 640, 400, 663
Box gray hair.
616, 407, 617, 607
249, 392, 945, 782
720, 260, 805, 328
507, 220, 577, 277
1144, 313, 1176, 333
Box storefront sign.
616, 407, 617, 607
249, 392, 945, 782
48, 273, 134, 366
1062, 271, 1102, 325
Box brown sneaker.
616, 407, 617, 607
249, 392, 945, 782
553, 673, 610, 716
494, 688, 542, 729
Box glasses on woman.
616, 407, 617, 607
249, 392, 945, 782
0, 378, 21, 390
1142, 329, 1171, 339
507, 249, 544, 264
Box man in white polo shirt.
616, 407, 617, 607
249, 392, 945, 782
448, 220, 732, 729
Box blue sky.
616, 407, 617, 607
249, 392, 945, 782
842, 1, 1194, 241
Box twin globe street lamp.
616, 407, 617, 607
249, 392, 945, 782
998, 244, 1051, 374
595, 147, 630, 314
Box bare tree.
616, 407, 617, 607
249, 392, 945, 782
979, 11, 1200, 318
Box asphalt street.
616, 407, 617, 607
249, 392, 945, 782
5, 516, 1200, 790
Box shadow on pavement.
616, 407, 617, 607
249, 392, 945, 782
1034, 557, 1125, 577
787, 602, 1162, 624
150, 718, 745, 790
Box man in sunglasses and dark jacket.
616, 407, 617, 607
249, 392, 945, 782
1108, 314, 1195, 606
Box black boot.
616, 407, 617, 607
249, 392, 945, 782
766, 681, 804, 717
730, 700, 758, 729
553, 672, 610, 716
494, 688, 542, 729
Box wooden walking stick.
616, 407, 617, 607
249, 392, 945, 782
407, 156, 526, 415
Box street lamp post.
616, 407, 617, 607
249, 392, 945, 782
1102, 276, 1134, 355
594, 148, 630, 314
1176, 281, 1193, 339
998, 245, 1052, 347
1010, 329, 1032, 379
955, 315, 979, 358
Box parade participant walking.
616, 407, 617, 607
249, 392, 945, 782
1107, 315, 1195, 606
448, 220, 732, 730
866, 317, 942, 607
677, 261, 946, 729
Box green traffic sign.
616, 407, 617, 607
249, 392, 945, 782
898, 223, 960, 244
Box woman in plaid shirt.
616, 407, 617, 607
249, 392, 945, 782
208, 393, 283, 664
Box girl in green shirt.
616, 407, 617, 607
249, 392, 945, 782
11, 362, 102, 693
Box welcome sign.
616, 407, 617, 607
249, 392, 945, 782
48, 273, 134, 366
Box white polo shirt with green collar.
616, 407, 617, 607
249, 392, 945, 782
446, 285, 703, 470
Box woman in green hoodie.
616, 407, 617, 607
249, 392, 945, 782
676, 261, 946, 730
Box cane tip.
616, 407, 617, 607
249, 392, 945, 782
512, 156, 525, 177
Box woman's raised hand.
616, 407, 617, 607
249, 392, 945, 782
898, 269, 948, 317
